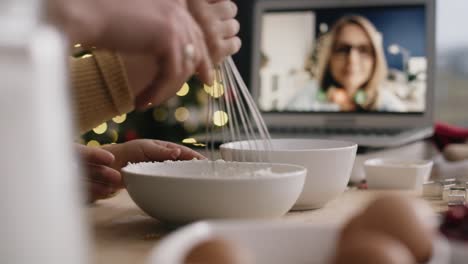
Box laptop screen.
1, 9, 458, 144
257, 4, 427, 115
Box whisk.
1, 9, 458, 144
203, 57, 272, 167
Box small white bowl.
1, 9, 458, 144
364, 158, 433, 190
220, 139, 357, 210
122, 160, 306, 223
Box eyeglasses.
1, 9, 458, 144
332, 43, 374, 58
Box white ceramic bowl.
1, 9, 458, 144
364, 158, 433, 190
122, 160, 306, 223
220, 139, 357, 210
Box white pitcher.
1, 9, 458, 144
0, 1, 88, 263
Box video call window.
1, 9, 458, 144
258, 5, 427, 114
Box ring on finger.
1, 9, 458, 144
183, 43, 195, 61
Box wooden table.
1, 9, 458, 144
89, 188, 448, 263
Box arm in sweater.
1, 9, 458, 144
70, 51, 134, 133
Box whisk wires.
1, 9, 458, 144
203, 57, 273, 175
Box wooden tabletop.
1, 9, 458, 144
89, 188, 448, 264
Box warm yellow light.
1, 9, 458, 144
213, 111, 228, 126
194, 143, 206, 147
152, 108, 168, 122
112, 114, 127, 124
196, 89, 208, 104
109, 129, 119, 143
86, 140, 101, 147
182, 138, 197, 144
174, 107, 190, 122
81, 54, 93, 59
204, 82, 224, 98
203, 83, 211, 94
93, 123, 108, 134
176, 83, 190, 96
74, 43, 82, 48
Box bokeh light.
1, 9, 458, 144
112, 114, 127, 124
175, 107, 190, 122
204, 82, 224, 98
197, 89, 208, 104
109, 129, 119, 143
177, 83, 190, 96
182, 138, 197, 144
93, 123, 108, 134
213, 111, 228, 126
86, 140, 100, 147
319, 23, 329, 33
153, 108, 168, 122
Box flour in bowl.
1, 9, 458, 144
124, 159, 283, 179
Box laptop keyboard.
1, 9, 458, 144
269, 127, 405, 136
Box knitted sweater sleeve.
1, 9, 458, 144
70, 50, 134, 134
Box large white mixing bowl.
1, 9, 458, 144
220, 139, 357, 210
122, 160, 306, 223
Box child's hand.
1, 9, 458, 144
75, 144, 122, 202
77, 140, 204, 202
102, 139, 206, 172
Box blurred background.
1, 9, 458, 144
80, 0, 468, 146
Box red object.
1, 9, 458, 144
358, 182, 368, 190
124, 130, 138, 142
439, 204, 468, 242
432, 122, 468, 151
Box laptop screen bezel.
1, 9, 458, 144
250, 0, 435, 129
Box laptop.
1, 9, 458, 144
249, 0, 436, 148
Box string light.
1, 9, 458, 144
176, 83, 190, 96
153, 108, 168, 122
196, 89, 208, 104
86, 140, 100, 147
93, 122, 108, 134
203, 83, 211, 94
109, 129, 119, 143
213, 111, 228, 126
182, 138, 197, 144
204, 82, 224, 98
319, 23, 329, 33
174, 107, 190, 122
112, 114, 127, 124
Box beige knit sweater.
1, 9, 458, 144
70, 51, 134, 133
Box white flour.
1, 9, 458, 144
125, 159, 281, 179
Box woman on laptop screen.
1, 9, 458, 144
316, 15, 406, 112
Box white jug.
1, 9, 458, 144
0, 1, 88, 263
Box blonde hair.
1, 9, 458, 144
316, 15, 388, 109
